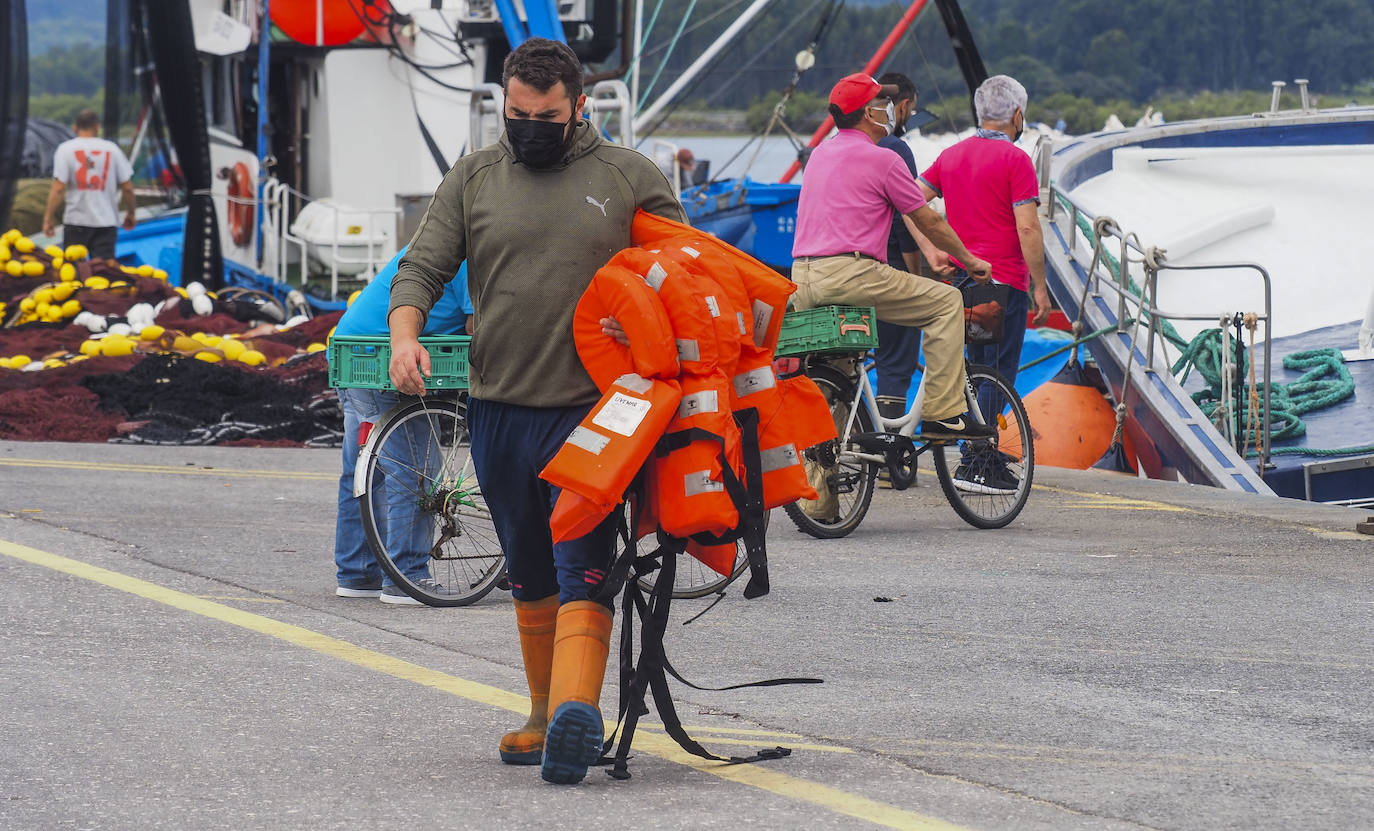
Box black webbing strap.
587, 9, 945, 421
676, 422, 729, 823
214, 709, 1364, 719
589, 462, 820, 781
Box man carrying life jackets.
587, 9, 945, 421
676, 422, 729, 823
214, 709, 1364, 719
387, 38, 684, 785
791, 73, 995, 443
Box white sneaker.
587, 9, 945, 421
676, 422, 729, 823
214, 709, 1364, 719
379, 585, 423, 605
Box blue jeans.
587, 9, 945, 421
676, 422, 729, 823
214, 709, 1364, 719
334, 388, 433, 589
466, 397, 619, 606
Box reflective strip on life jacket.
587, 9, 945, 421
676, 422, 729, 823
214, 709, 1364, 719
542, 374, 683, 543
572, 263, 680, 392
650, 372, 743, 539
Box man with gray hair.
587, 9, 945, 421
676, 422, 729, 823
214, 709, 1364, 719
917, 74, 1051, 494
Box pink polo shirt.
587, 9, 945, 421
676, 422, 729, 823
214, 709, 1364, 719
792, 129, 926, 261
920, 133, 1040, 291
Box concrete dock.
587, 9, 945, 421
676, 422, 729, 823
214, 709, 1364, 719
1, 440, 1369, 830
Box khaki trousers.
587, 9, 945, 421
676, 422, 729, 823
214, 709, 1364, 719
792, 255, 968, 421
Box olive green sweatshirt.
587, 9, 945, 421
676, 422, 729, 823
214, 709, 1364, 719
391, 121, 686, 408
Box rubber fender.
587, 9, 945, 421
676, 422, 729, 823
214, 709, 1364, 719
630, 209, 795, 351
1022, 361, 1128, 470
543, 374, 683, 544
572, 264, 679, 392
650, 372, 743, 539
613, 248, 723, 377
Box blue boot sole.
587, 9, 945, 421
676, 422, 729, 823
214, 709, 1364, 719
540, 701, 603, 784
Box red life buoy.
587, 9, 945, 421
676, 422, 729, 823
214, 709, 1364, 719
227, 162, 255, 248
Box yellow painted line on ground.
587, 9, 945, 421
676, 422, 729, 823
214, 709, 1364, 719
0, 538, 969, 831
1032, 484, 1192, 513
644, 722, 806, 739
194, 594, 286, 604
0, 457, 334, 481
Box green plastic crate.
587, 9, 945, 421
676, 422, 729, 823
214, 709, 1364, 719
328, 335, 470, 390
774, 306, 879, 357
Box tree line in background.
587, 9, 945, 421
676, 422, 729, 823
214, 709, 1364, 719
28, 0, 1374, 133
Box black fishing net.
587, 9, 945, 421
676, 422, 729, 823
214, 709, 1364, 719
81, 352, 342, 447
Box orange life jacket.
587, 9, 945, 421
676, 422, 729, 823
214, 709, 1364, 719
572, 262, 680, 392
613, 248, 724, 378
650, 371, 744, 539
631, 210, 794, 352
646, 238, 749, 376
542, 374, 682, 544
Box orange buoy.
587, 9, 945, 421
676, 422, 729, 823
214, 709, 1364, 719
1022, 361, 1134, 470
270, 0, 366, 46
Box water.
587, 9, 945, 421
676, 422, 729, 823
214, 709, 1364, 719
652, 131, 982, 183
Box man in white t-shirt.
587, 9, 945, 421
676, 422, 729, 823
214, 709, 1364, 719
42, 109, 136, 259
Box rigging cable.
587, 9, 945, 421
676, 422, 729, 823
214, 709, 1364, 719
638, 0, 702, 110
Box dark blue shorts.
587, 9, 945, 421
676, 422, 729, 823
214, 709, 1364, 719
466, 396, 619, 606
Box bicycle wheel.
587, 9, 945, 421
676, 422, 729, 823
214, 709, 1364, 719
635, 510, 764, 599
783, 363, 877, 539
930, 364, 1034, 529
358, 394, 505, 606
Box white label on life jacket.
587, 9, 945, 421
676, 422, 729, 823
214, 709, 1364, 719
732, 365, 776, 398
737, 311, 748, 336
678, 389, 719, 418
643, 262, 668, 291
752, 300, 775, 347
677, 339, 700, 363
592, 393, 652, 437
683, 470, 725, 496
567, 426, 611, 455
760, 443, 800, 472
704, 295, 721, 317
680, 246, 701, 258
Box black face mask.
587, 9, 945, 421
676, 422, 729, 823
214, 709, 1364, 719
506, 117, 574, 169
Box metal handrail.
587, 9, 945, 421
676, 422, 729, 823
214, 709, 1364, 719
260, 177, 398, 298
1046, 182, 1274, 469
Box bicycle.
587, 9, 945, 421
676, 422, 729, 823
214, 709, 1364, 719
354, 391, 507, 606
782, 330, 1034, 538
354, 389, 752, 604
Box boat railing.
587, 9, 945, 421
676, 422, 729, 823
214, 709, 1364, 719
260, 177, 399, 299
469, 80, 637, 154
1046, 183, 1275, 468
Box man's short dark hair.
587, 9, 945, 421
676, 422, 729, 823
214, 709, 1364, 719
829, 103, 865, 129
876, 72, 917, 103
502, 37, 584, 103
74, 109, 100, 131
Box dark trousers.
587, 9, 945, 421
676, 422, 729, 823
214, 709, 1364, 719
875, 320, 922, 401
62, 225, 118, 260
966, 286, 1029, 427
466, 396, 618, 606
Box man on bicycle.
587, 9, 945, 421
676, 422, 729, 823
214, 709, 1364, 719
387, 38, 684, 785
792, 73, 995, 443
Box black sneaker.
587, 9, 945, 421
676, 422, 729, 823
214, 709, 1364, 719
952, 463, 1019, 495
918, 412, 995, 440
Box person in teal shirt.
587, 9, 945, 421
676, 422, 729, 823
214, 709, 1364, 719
330, 249, 472, 604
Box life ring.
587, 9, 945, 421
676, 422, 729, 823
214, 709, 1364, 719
227, 162, 254, 248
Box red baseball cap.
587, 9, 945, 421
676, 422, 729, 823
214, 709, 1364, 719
828, 73, 900, 115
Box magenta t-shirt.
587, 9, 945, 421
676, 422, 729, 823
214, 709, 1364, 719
792, 129, 926, 261
920, 134, 1040, 291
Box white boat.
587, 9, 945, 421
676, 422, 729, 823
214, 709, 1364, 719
1036, 88, 1374, 504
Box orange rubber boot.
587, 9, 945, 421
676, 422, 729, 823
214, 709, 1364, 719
540, 600, 614, 784
498, 595, 559, 764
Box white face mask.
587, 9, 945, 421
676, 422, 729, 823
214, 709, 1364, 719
869, 100, 896, 136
